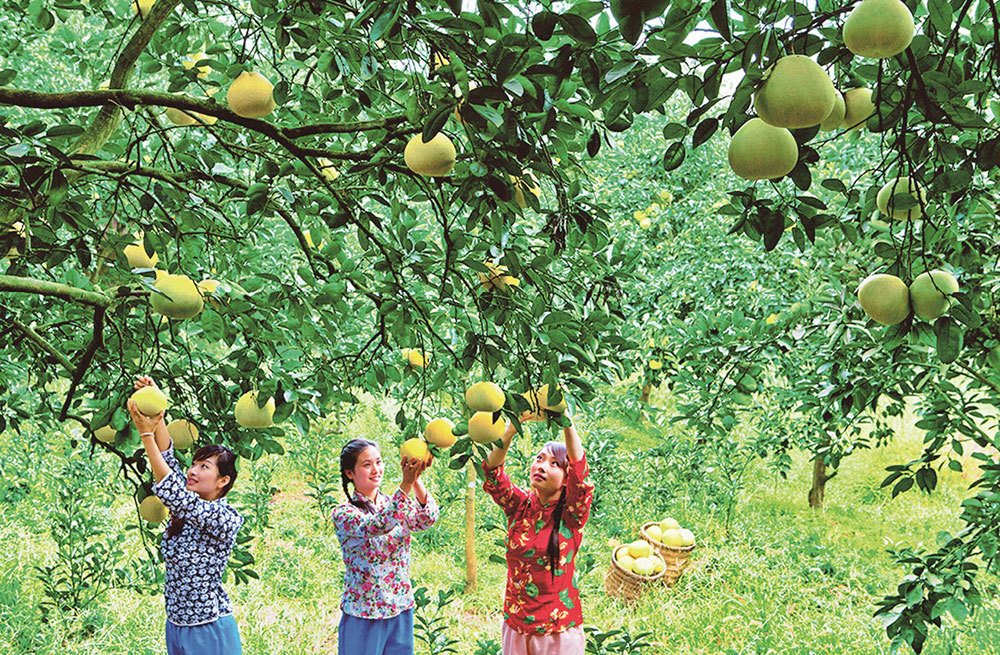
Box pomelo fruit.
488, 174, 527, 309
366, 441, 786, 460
909, 270, 958, 321
139, 495, 168, 522
94, 425, 117, 443
227, 71, 276, 119
819, 92, 846, 131
662, 528, 685, 547
400, 438, 432, 465
753, 55, 837, 128
151, 274, 204, 320
167, 419, 198, 450
235, 391, 275, 428
477, 262, 520, 292
876, 176, 927, 220
842, 88, 875, 130
728, 118, 798, 180
627, 539, 652, 559
465, 381, 505, 412
124, 239, 158, 268
468, 411, 505, 444
424, 418, 456, 448
404, 133, 456, 177
857, 273, 910, 325
130, 386, 169, 416
843, 0, 915, 59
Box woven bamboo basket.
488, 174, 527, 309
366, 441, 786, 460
603, 544, 665, 603
640, 522, 696, 587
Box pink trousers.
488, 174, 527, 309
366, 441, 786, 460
501, 623, 585, 655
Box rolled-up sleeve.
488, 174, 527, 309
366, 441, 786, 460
482, 461, 529, 519
402, 493, 438, 532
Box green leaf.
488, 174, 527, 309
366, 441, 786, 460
421, 104, 453, 143
934, 316, 962, 364
691, 117, 718, 149
707, 0, 732, 41
532, 11, 558, 40
557, 14, 597, 46
927, 0, 952, 34
662, 141, 685, 171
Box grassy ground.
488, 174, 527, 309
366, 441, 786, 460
0, 393, 997, 655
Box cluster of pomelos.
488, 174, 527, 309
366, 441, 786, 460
610, 539, 666, 577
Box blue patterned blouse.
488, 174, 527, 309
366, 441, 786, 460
151, 443, 244, 626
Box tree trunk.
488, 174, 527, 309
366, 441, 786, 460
464, 461, 477, 592
809, 459, 828, 508
640, 382, 652, 403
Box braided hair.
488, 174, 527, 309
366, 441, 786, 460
167, 444, 238, 538
340, 439, 379, 514
541, 441, 569, 579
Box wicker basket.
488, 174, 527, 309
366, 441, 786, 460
603, 544, 665, 603
640, 522, 696, 587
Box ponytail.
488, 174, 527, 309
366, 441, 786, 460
340, 439, 379, 514
546, 488, 567, 579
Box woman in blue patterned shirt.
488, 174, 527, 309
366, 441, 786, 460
127, 375, 244, 655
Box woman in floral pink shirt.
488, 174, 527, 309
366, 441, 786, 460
483, 412, 594, 655
332, 439, 438, 655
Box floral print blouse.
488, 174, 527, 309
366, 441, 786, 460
482, 454, 594, 636
332, 487, 438, 619
151, 443, 244, 627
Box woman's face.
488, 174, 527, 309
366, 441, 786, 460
529, 447, 566, 497
186, 455, 229, 500
347, 446, 383, 498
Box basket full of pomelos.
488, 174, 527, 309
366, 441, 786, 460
603, 538, 666, 603
640, 518, 695, 586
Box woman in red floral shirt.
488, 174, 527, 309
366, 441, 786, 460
482, 411, 594, 655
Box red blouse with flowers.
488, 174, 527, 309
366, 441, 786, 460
482, 454, 594, 636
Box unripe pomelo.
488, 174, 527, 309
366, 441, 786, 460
627, 539, 652, 559
909, 270, 959, 321
659, 517, 680, 533
534, 384, 567, 412
167, 419, 199, 450
465, 381, 505, 412
477, 262, 520, 292
679, 528, 696, 546
235, 391, 275, 428
227, 72, 276, 119
841, 88, 875, 130
646, 524, 663, 542
166, 107, 198, 127
753, 55, 836, 128
151, 274, 204, 320
876, 176, 927, 220
632, 557, 655, 576
728, 118, 798, 180
139, 495, 168, 522
94, 425, 117, 443
404, 133, 456, 177
843, 0, 915, 59
424, 418, 456, 448
124, 240, 158, 268
857, 273, 910, 325
131, 386, 169, 416
400, 438, 432, 465
652, 555, 666, 573
662, 528, 685, 547
819, 92, 847, 131
468, 411, 505, 444
617, 554, 635, 571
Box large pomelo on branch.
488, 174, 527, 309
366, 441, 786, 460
753, 55, 836, 128
857, 273, 910, 325
227, 71, 276, 119
727, 118, 798, 180
404, 133, 456, 177
876, 176, 927, 220
131, 386, 169, 416
235, 391, 275, 428
819, 92, 846, 131
524, 384, 568, 415
167, 419, 199, 450
909, 270, 959, 321
424, 418, 456, 448
843, 0, 915, 59
841, 88, 875, 130
139, 495, 168, 523
468, 411, 505, 444
151, 274, 204, 319
400, 438, 432, 464
124, 239, 158, 268
94, 425, 117, 443
465, 381, 505, 412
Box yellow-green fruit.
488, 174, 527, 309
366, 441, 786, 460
227, 71, 276, 119
403, 133, 456, 177
167, 419, 199, 450
406, 349, 428, 368
511, 173, 541, 209
753, 55, 837, 128
632, 557, 655, 576
318, 157, 340, 181
182, 52, 210, 78
198, 279, 219, 294
646, 524, 663, 542
909, 270, 959, 321
400, 438, 432, 464
652, 556, 666, 573
662, 528, 685, 547
627, 539, 652, 559
876, 176, 927, 220
819, 92, 846, 131
124, 240, 158, 268
616, 554, 635, 571
727, 118, 798, 180
843, 0, 915, 59
139, 495, 168, 522
679, 528, 696, 547
166, 107, 198, 127
94, 425, 117, 443
842, 88, 875, 130
857, 273, 910, 325
132, 0, 155, 19
477, 262, 520, 292
465, 381, 505, 412
424, 418, 456, 448
131, 386, 169, 416
468, 411, 505, 444
151, 274, 204, 320
659, 517, 680, 533
536, 384, 567, 412
235, 391, 275, 428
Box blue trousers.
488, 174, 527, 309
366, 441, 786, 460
338, 608, 414, 655
165, 614, 242, 655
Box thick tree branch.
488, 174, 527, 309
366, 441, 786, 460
284, 115, 409, 138
0, 274, 113, 308
4, 313, 75, 373
60, 307, 105, 420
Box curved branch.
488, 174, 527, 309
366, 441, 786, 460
0, 274, 113, 308
284, 115, 410, 138
3, 311, 75, 373
60, 306, 105, 420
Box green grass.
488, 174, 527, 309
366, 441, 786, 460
0, 393, 997, 655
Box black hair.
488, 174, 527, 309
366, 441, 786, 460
541, 441, 569, 579
166, 444, 238, 538
341, 439, 380, 514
